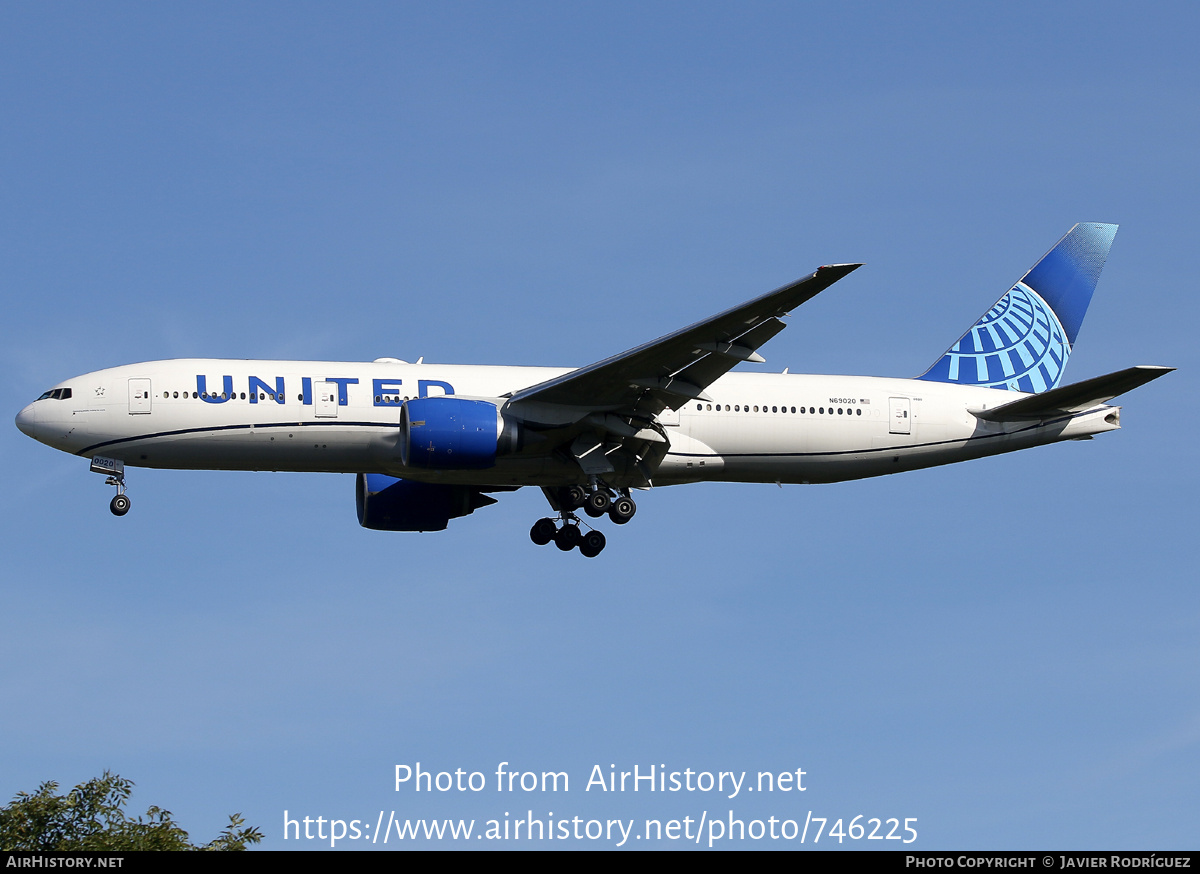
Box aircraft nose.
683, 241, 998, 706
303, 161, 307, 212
15, 402, 43, 439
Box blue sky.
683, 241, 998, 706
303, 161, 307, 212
2, 2, 1197, 849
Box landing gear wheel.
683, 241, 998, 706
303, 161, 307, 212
530, 518, 556, 546
585, 490, 611, 516
109, 494, 130, 516
579, 529, 607, 558
554, 525, 582, 552
609, 496, 636, 525
563, 485, 587, 510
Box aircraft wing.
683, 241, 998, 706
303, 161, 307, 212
506, 263, 861, 423
969, 365, 1174, 421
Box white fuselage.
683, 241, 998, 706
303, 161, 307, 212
16, 358, 1121, 489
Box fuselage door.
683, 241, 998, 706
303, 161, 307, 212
315, 381, 338, 418
888, 397, 911, 435
658, 407, 680, 427
128, 378, 152, 415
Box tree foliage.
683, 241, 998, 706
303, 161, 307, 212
0, 772, 262, 851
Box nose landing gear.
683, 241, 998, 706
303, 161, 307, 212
90, 455, 130, 517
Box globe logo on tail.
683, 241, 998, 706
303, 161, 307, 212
941, 282, 1071, 393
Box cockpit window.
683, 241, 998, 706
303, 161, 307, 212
36, 388, 72, 401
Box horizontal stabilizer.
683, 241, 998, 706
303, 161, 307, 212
969, 365, 1174, 421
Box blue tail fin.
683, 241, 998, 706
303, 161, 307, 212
918, 222, 1118, 393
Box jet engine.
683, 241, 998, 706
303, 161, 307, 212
399, 396, 521, 470
355, 473, 498, 531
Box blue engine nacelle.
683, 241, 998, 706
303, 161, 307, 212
399, 396, 520, 470
356, 473, 499, 531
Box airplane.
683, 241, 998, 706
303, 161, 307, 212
15, 222, 1172, 557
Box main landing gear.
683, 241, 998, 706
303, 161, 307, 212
529, 516, 607, 558
529, 484, 637, 557
89, 456, 130, 516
